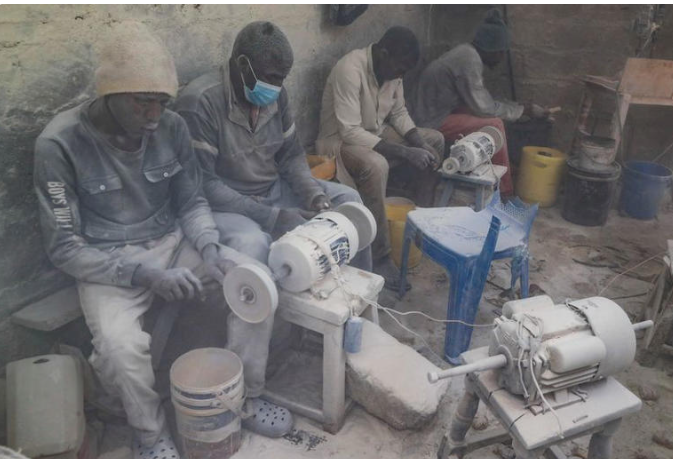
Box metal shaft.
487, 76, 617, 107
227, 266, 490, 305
632, 320, 654, 331
428, 354, 508, 383
272, 264, 291, 282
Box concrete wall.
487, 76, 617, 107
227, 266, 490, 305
429, 4, 673, 167
0, 4, 430, 364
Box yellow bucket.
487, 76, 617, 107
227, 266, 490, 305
307, 155, 336, 181
385, 197, 421, 268
516, 146, 567, 207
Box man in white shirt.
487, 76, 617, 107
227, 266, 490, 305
316, 27, 445, 289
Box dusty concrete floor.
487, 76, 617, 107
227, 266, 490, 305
95, 205, 673, 459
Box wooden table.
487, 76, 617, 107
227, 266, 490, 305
263, 266, 384, 433
438, 165, 508, 210
438, 347, 642, 459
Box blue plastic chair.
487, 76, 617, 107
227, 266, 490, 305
398, 193, 539, 364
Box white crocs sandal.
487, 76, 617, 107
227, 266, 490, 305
133, 430, 180, 459
241, 398, 294, 438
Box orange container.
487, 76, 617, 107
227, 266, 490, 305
307, 155, 336, 181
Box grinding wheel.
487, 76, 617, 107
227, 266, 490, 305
223, 264, 278, 324
480, 125, 505, 151
268, 235, 320, 293
442, 157, 460, 174
335, 202, 376, 250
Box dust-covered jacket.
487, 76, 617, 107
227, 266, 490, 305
175, 62, 325, 233
33, 102, 220, 286
410, 43, 524, 130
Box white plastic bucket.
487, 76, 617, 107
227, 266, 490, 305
7, 355, 84, 458
170, 348, 245, 459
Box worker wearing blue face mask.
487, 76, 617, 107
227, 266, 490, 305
177, 21, 371, 269
238, 55, 282, 106
175, 22, 372, 438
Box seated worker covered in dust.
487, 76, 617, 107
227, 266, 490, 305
409, 8, 549, 196
315, 26, 445, 290
175, 21, 371, 271
33, 22, 294, 459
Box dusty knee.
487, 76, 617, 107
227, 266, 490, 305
227, 231, 271, 251
338, 184, 363, 204
225, 231, 271, 262
360, 153, 389, 181
95, 331, 149, 364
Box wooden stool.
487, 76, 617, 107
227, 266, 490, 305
439, 347, 642, 459
263, 266, 384, 433
438, 165, 508, 210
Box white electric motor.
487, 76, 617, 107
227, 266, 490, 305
442, 125, 505, 174
428, 295, 652, 404
223, 202, 376, 323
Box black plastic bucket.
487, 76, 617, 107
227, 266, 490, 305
561, 158, 621, 226
505, 119, 553, 165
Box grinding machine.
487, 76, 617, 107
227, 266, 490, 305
429, 295, 652, 407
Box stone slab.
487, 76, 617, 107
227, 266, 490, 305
346, 320, 450, 430
11, 287, 81, 332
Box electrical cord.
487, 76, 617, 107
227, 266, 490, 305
379, 305, 445, 363
597, 251, 666, 296
356, 294, 495, 364
529, 353, 564, 439
297, 220, 498, 363
516, 314, 564, 439
373, 305, 496, 328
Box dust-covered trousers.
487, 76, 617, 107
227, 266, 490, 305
212, 177, 373, 270
78, 227, 273, 447
339, 126, 445, 261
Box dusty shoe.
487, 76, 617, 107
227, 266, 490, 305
133, 430, 179, 459
242, 398, 293, 438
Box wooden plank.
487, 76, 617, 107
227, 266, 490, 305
619, 58, 673, 100
322, 324, 347, 434
630, 96, 673, 107
11, 287, 81, 331
278, 266, 384, 326
439, 165, 507, 186
509, 378, 641, 450
464, 348, 642, 451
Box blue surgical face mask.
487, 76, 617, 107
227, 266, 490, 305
239, 55, 282, 107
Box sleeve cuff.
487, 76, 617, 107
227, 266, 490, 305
305, 190, 327, 210
194, 230, 221, 254
115, 261, 141, 287
396, 120, 417, 138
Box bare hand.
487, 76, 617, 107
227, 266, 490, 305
404, 146, 437, 170
148, 268, 203, 302
201, 243, 237, 284
523, 103, 549, 119
309, 195, 332, 212
420, 143, 440, 169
